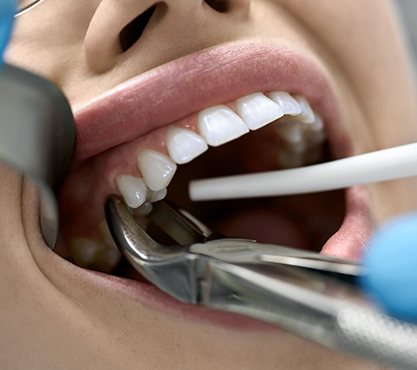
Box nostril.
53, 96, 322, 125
204, 0, 231, 13
119, 4, 157, 53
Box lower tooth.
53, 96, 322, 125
148, 188, 167, 203
134, 202, 153, 217
276, 121, 303, 144
69, 237, 121, 273
69, 238, 101, 267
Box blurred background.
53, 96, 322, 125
396, 0, 417, 81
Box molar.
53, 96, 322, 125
235, 93, 284, 130
198, 105, 249, 147
69, 237, 121, 273
166, 126, 208, 164
267, 91, 302, 116
137, 149, 177, 191
116, 175, 147, 208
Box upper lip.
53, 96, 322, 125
73, 40, 347, 163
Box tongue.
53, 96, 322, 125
217, 208, 308, 249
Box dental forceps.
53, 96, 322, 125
106, 195, 417, 370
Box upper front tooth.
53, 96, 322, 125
294, 95, 315, 123
116, 175, 147, 208
236, 93, 284, 130
166, 127, 208, 164
137, 150, 177, 191
198, 105, 249, 147
267, 91, 302, 116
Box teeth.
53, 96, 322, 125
294, 95, 315, 123
134, 202, 154, 217
275, 120, 304, 146
116, 175, 147, 208
137, 150, 177, 191
267, 91, 302, 116
303, 114, 324, 132
198, 105, 249, 147
236, 93, 284, 130
114, 91, 325, 209
166, 127, 208, 164
148, 188, 167, 202
69, 237, 121, 273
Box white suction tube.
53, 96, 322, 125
189, 143, 417, 201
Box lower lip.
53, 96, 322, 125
85, 267, 279, 331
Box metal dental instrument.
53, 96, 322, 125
0, 64, 74, 248
106, 195, 417, 370
189, 142, 417, 201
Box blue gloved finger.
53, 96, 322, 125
361, 213, 417, 323
0, 0, 16, 63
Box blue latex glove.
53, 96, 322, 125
0, 0, 16, 63
361, 213, 417, 323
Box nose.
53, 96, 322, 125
84, 0, 251, 73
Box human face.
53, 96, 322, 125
2, 0, 417, 368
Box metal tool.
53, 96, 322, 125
0, 64, 74, 247
106, 195, 417, 370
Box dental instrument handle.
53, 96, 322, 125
189, 142, 417, 201
207, 261, 417, 370
0, 65, 74, 248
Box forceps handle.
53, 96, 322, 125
203, 261, 417, 370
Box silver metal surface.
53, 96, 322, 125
0, 64, 74, 247
106, 195, 417, 369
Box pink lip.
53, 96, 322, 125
63, 40, 371, 329
74, 40, 348, 162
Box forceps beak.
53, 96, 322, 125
105, 195, 200, 303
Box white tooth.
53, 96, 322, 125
134, 202, 154, 217
235, 93, 284, 130
116, 175, 147, 208
148, 188, 167, 202
303, 114, 324, 132
166, 127, 208, 164
137, 150, 177, 191
267, 91, 302, 116
276, 121, 304, 145
294, 95, 315, 123
198, 105, 249, 147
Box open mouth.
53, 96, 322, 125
56, 41, 372, 306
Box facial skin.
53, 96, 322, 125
2, 0, 417, 368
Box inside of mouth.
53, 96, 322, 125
57, 94, 345, 280
59, 116, 345, 280
165, 125, 345, 251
